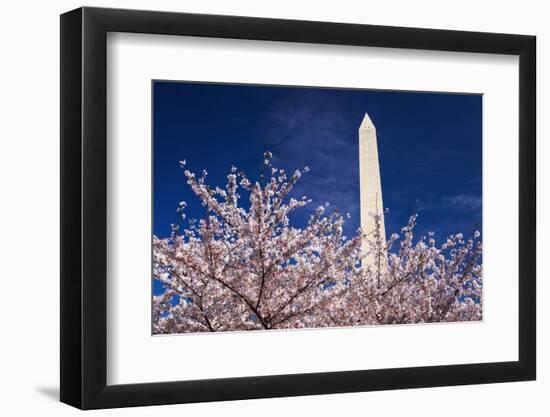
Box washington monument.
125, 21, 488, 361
359, 113, 386, 261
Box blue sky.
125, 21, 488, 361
153, 81, 482, 248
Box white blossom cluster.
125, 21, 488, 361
153, 154, 482, 334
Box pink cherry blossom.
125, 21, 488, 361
153, 154, 482, 334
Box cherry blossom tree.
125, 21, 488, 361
153, 153, 482, 334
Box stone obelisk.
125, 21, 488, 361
359, 113, 386, 263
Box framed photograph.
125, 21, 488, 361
60, 6, 536, 409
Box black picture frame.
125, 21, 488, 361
60, 6, 536, 410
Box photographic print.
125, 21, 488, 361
152, 81, 483, 335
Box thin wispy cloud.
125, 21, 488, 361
443, 194, 482, 212
259, 92, 362, 234
417, 193, 482, 213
